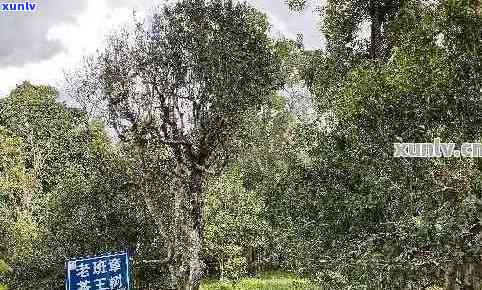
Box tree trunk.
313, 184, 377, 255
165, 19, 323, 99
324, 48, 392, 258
188, 218, 203, 290
176, 169, 204, 290
183, 167, 205, 290
445, 262, 457, 290
246, 246, 256, 276
220, 259, 225, 280
174, 189, 189, 290
369, 1, 383, 59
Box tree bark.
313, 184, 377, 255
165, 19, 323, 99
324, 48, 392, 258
174, 189, 189, 290
172, 166, 205, 290
370, 3, 383, 59
187, 167, 204, 290
188, 219, 203, 290
445, 262, 457, 290
247, 246, 256, 276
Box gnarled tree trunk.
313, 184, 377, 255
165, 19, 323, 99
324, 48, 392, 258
173, 166, 205, 290
187, 167, 204, 290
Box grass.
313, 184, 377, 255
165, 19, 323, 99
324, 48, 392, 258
201, 271, 318, 290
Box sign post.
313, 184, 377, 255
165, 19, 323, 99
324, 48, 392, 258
66, 251, 131, 290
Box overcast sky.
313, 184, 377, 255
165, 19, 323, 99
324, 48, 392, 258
0, 0, 324, 98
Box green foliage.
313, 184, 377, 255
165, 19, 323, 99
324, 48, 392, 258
0, 260, 10, 274
223, 254, 248, 282
0, 259, 11, 290
0, 83, 143, 289
201, 271, 317, 290
274, 0, 482, 287
0, 125, 42, 289
205, 166, 270, 251
286, 0, 308, 12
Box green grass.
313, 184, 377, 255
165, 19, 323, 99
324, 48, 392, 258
201, 271, 318, 290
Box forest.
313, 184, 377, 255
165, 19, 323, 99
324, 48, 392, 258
0, 0, 481, 289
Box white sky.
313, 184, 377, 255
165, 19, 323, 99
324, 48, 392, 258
0, 0, 324, 98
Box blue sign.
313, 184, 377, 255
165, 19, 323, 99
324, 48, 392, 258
66, 251, 130, 290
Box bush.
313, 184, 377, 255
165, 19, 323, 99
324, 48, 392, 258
223, 256, 248, 282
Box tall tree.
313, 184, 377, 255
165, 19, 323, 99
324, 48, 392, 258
288, 0, 404, 59
69, 0, 282, 288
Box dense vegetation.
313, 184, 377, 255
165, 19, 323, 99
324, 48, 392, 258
0, 0, 481, 289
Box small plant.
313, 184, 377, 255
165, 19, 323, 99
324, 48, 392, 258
223, 256, 248, 283
0, 259, 10, 290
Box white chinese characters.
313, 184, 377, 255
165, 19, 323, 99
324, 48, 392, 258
92, 260, 108, 275
77, 280, 91, 290
73, 257, 125, 290
109, 274, 123, 289
76, 263, 90, 278
109, 258, 121, 273
94, 277, 109, 290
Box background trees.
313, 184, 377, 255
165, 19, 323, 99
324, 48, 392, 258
282, 0, 482, 288
0, 83, 143, 289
